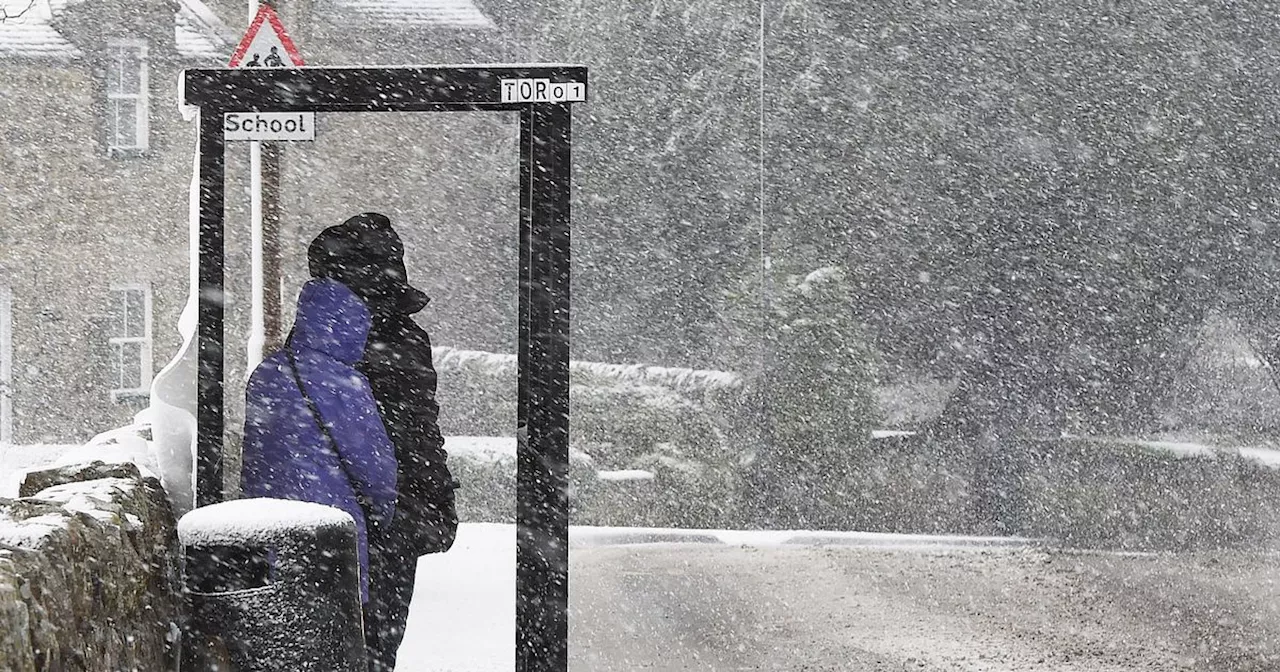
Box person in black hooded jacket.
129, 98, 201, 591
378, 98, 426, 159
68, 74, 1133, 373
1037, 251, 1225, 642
308, 212, 459, 672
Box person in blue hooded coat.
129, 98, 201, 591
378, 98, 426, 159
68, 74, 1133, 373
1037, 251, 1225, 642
241, 277, 398, 604
307, 213, 458, 672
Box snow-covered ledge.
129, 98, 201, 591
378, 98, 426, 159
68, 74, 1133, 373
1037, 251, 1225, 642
0, 461, 181, 671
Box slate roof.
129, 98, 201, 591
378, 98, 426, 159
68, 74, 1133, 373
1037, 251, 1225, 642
175, 0, 235, 60
0, 0, 233, 60
1, 0, 492, 60
0, 0, 79, 58
321, 0, 494, 28
175, 16, 224, 60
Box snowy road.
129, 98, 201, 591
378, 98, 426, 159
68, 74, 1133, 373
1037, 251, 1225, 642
399, 524, 1280, 671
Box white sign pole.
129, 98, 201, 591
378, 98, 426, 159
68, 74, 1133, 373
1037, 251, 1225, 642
245, 0, 265, 376
247, 139, 265, 374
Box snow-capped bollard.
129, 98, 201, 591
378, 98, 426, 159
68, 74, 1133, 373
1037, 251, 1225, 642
177, 498, 367, 672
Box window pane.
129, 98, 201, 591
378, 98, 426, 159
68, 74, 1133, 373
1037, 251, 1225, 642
107, 47, 141, 95
107, 55, 123, 95
125, 290, 146, 338
113, 100, 136, 148
105, 45, 146, 152
120, 52, 141, 95
134, 97, 147, 149
121, 342, 142, 389
114, 291, 128, 337
112, 344, 125, 389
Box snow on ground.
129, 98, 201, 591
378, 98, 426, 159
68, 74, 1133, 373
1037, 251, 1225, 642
441, 437, 517, 464
430, 347, 745, 392
1114, 438, 1218, 459
1238, 445, 1280, 467
397, 522, 1037, 671
569, 525, 1035, 549
410, 524, 1280, 671
594, 469, 654, 481
1063, 434, 1280, 468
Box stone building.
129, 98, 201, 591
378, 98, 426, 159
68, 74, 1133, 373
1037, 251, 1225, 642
0, 0, 527, 445
1, 0, 231, 444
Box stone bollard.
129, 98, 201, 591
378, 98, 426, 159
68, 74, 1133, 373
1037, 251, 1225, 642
177, 498, 367, 672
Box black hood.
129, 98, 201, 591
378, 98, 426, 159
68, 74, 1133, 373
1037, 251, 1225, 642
308, 212, 430, 315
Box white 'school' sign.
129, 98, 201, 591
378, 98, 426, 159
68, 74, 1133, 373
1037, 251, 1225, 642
224, 112, 316, 141
501, 79, 587, 104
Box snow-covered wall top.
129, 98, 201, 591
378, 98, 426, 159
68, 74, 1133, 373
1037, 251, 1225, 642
432, 346, 744, 393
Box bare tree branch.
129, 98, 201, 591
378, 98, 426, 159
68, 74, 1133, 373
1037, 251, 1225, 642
0, 0, 37, 22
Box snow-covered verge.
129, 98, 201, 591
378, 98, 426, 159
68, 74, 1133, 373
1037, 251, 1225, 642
1064, 434, 1280, 470
431, 348, 755, 528
0, 461, 181, 671
431, 347, 743, 394
1016, 436, 1280, 551
566, 524, 1036, 550
436, 366, 750, 530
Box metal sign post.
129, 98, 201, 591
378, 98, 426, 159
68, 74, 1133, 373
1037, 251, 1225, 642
230, 1, 306, 371
182, 64, 585, 672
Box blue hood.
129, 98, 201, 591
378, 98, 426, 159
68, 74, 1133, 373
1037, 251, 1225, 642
291, 278, 369, 364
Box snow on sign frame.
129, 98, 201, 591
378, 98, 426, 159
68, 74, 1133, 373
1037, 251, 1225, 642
181, 64, 586, 672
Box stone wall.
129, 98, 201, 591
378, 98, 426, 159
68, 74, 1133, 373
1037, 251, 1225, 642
812, 435, 1280, 552
451, 428, 1280, 550
0, 461, 181, 671
434, 352, 754, 530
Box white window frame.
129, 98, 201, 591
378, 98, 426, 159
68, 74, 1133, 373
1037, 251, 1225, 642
108, 283, 153, 402
106, 39, 150, 156
0, 286, 11, 445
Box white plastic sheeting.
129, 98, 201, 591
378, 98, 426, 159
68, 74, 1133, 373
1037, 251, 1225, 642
139, 118, 204, 518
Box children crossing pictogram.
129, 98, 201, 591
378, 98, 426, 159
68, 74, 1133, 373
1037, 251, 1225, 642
228, 4, 304, 69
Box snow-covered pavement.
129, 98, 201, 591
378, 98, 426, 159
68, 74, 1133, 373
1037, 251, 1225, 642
399, 524, 515, 672
401, 523, 1280, 671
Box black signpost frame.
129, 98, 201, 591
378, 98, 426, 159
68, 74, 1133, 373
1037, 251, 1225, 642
182, 65, 584, 672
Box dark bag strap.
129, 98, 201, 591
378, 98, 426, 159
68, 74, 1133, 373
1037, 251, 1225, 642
283, 340, 379, 529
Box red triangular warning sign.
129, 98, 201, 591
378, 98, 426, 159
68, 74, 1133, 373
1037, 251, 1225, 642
229, 4, 304, 68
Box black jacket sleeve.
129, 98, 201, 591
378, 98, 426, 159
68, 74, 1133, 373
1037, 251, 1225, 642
359, 314, 453, 505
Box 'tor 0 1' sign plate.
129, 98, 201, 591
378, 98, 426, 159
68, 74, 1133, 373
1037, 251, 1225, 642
501, 79, 587, 104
